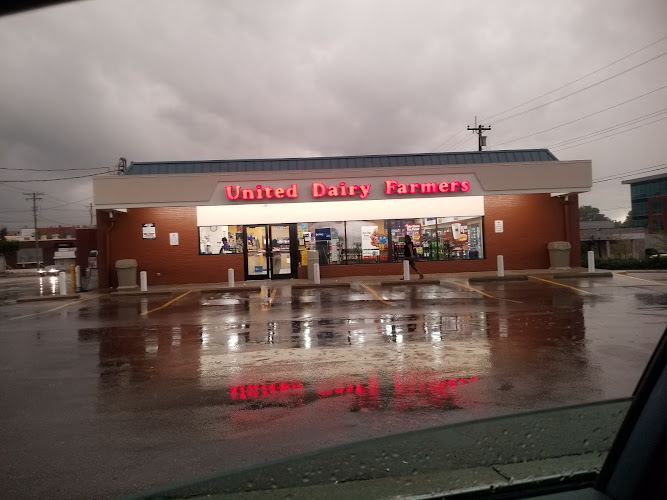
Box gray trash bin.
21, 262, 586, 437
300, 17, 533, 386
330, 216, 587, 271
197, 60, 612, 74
307, 250, 319, 280
547, 241, 571, 269
115, 259, 138, 288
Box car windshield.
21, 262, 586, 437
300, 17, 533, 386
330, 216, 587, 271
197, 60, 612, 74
1, 1, 666, 499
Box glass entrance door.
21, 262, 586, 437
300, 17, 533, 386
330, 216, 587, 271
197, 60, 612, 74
243, 224, 298, 280
269, 224, 293, 279
244, 225, 269, 279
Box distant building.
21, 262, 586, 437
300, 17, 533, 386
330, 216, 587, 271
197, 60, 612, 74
5, 225, 97, 270
622, 173, 667, 233
579, 221, 645, 258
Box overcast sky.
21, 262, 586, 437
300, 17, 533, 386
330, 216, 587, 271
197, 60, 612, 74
1, 0, 666, 229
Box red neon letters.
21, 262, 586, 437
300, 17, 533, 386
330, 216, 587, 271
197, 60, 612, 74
224, 180, 471, 201
312, 182, 372, 199
384, 180, 470, 195
225, 184, 298, 201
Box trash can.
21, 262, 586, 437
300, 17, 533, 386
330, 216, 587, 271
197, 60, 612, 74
547, 241, 571, 269
115, 259, 138, 288
307, 250, 319, 280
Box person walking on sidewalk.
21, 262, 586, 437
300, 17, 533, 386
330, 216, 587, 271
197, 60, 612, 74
403, 235, 424, 279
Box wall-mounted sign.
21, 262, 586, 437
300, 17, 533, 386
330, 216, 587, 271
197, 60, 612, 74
142, 223, 156, 240
220, 178, 472, 203
494, 220, 504, 233
169, 232, 179, 246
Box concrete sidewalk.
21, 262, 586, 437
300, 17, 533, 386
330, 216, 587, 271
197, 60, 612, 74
103, 267, 615, 296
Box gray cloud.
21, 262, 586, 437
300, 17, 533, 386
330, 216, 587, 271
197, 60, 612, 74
1, 0, 666, 227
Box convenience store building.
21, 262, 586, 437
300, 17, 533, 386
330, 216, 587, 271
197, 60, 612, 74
92, 149, 591, 287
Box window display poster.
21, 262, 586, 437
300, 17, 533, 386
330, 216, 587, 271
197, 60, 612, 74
361, 225, 380, 258
315, 228, 331, 241
405, 224, 421, 244
330, 237, 340, 263
169, 232, 179, 246
142, 223, 156, 240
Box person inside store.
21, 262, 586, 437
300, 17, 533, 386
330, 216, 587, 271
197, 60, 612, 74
271, 238, 281, 274
219, 237, 230, 253
402, 234, 424, 279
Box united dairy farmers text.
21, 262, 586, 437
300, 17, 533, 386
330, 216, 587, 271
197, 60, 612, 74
225, 179, 471, 201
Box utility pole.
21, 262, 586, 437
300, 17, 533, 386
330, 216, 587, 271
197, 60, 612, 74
89, 203, 94, 225
24, 192, 44, 268
467, 117, 491, 151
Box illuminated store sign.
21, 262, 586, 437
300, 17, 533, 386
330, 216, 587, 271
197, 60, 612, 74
224, 179, 471, 201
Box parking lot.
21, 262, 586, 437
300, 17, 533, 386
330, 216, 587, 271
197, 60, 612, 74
1, 271, 666, 498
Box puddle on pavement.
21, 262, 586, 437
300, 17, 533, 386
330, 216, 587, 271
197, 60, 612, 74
76, 289, 594, 416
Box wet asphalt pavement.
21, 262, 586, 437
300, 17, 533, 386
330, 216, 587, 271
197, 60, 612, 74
1, 272, 666, 499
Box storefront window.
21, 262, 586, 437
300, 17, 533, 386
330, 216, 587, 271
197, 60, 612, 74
199, 218, 483, 263
198, 225, 243, 254
345, 220, 389, 264
297, 222, 346, 266
391, 217, 484, 261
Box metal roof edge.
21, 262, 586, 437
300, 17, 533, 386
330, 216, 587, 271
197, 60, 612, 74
126, 148, 559, 167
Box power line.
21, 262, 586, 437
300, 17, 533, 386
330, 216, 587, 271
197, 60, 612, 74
491, 85, 667, 148
548, 109, 667, 149
45, 196, 94, 209
552, 115, 667, 152
0, 172, 109, 183
449, 134, 476, 152
429, 128, 468, 153
0, 166, 110, 172
481, 33, 667, 123
593, 162, 667, 183
488, 49, 667, 126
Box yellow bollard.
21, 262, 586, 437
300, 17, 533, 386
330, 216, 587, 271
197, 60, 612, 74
70, 264, 76, 293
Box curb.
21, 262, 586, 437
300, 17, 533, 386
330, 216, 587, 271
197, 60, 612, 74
554, 272, 614, 278
17, 294, 81, 303
616, 270, 667, 274
200, 286, 263, 293
110, 290, 173, 297
291, 282, 351, 289
379, 279, 441, 286
468, 275, 528, 283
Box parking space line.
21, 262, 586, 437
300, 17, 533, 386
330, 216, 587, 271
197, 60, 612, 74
140, 290, 192, 316
446, 281, 522, 303
448, 281, 497, 299
529, 276, 594, 295
9, 294, 103, 321
361, 283, 392, 307
621, 274, 667, 286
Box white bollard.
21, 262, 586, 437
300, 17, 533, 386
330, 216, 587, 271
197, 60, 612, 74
140, 271, 148, 292
75, 265, 81, 293
313, 263, 321, 284
228, 268, 235, 287
588, 251, 595, 273
497, 255, 505, 277
58, 272, 67, 295
403, 260, 410, 281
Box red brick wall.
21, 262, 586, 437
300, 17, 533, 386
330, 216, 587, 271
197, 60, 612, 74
97, 193, 581, 286
97, 208, 243, 288
482, 193, 580, 270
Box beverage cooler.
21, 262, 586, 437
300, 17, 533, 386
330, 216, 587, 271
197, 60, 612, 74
314, 227, 341, 265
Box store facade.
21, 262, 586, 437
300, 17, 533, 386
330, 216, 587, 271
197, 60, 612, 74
93, 149, 591, 287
